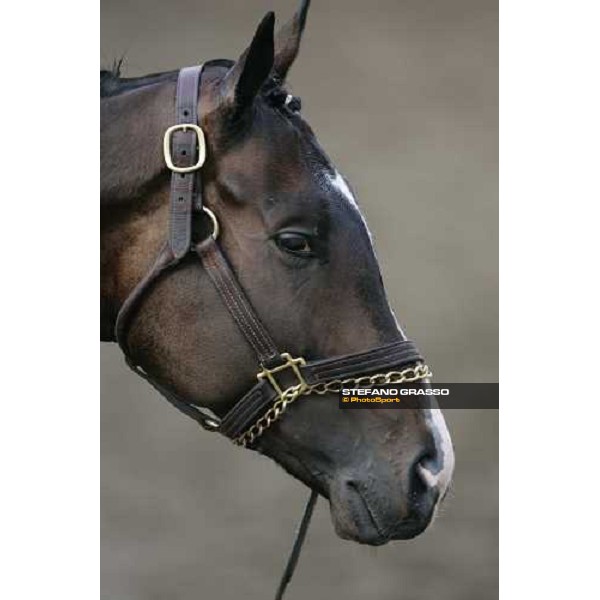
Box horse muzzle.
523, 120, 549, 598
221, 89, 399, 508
328, 451, 449, 546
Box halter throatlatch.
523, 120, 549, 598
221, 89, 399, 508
113, 65, 431, 597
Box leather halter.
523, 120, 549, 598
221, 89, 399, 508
114, 64, 428, 447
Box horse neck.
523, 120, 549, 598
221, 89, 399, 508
100, 82, 175, 341
101, 80, 176, 203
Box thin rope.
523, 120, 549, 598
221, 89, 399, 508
274, 490, 318, 600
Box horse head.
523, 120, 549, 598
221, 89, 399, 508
101, 0, 454, 546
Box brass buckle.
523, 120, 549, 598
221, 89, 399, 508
257, 353, 307, 398
163, 123, 206, 173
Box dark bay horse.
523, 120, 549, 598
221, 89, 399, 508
101, 0, 454, 549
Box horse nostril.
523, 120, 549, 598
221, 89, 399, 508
405, 450, 432, 493
414, 451, 443, 492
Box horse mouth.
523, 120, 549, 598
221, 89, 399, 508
330, 484, 432, 546
334, 488, 389, 546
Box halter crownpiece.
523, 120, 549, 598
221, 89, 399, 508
115, 64, 431, 447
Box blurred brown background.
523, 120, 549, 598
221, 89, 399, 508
101, 1, 498, 598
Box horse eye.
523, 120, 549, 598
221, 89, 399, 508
274, 232, 314, 257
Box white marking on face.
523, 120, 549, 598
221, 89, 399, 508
388, 306, 407, 340
325, 170, 375, 246
418, 408, 455, 496
324, 168, 408, 336
329, 170, 359, 210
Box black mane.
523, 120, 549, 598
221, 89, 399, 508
100, 60, 300, 111
100, 69, 178, 98
100, 59, 233, 98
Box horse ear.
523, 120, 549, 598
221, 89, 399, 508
273, 0, 311, 81
221, 12, 275, 111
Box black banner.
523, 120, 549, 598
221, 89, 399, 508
338, 383, 499, 409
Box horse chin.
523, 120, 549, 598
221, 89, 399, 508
328, 483, 433, 546
329, 504, 432, 545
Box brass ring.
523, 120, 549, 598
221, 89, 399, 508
202, 207, 220, 240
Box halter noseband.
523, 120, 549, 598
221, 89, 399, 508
114, 64, 431, 447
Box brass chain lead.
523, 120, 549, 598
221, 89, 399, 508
234, 363, 432, 447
